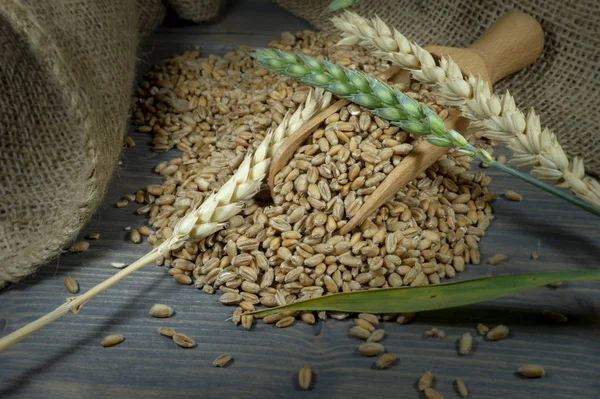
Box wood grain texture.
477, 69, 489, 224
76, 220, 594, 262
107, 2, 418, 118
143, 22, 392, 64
1, 1, 599, 398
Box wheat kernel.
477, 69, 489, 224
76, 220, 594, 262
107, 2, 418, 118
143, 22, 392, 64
418, 371, 434, 391
173, 333, 196, 348
212, 353, 233, 367
424, 387, 444, 399
130, 229, 142, 244
115, 200, 129, 208
64, 276, 79, 294
158, 327, 176, 337
174, 274, 192, 285
504, 190, 522, 201
348, 326, 371, 340
298, 365, 312, 389
476, 323, 489, 335
358, 342, 384, 356
358, 313, 379, 326
149, 304, 174, 318
275, 316, 295, 328
518, 364, 545, 378
70, 241, 89, 253
455, 378, 468, 397
367, 329, 385, 343
101, 334, 124, 347
354, 318, 375, 332
458, 332, 473, 355
486, 324, 509, 341
375, 353, 396, 369
488, 253, 507, 265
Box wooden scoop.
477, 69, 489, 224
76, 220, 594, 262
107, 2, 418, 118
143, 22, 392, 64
268, 12, 544, 235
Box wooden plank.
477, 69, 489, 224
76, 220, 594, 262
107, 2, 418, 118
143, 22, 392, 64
1, 1, 599, 398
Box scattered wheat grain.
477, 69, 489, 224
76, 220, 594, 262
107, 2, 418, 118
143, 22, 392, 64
348, 325, 371, 340
358, 313, 379, 326
476, 323, 489, 335
101, 334, 124, 347
174, 274, 192, 285
158, 327, 176, 337
354, 318, 375, 332
173, 333, 196, 348
130, 229, 142, 244
504, 190, 522, 201
298, 365, 312, 389
518, 364, 545, 378
375, 353, 396, 369
276, 316, 295, 328
124, 136, 136, 147
241, 314, 254, 330
418, 371, 434, 391
213, 353, 233, 367
455, 378, 468, 397
488, 253, 507, 265
367, 329, 385, 343
424, 387, 444, 399
64, 276, 79, 294
70, 241, 89, 253
458, 332, 473, 355
358, 342, 384, 356
486, 325, 509, 341
149, 304, 174, 318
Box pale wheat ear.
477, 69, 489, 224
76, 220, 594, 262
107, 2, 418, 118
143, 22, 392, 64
332, 11, 600, 208
0, 88, 332, 352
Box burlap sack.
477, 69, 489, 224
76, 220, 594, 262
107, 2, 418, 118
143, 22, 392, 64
274, 0, 600, 176
139, 0, 167, 37
0, 0, 228, 288
168, 0, 224, 23
0, 0, 140, 289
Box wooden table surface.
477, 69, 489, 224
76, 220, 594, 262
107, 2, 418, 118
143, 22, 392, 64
1, 2, 599, 398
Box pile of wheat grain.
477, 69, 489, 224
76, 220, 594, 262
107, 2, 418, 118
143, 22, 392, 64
125, 30, 494, 325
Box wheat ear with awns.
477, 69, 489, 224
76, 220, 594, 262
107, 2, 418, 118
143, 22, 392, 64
252, 48, 600, 216
331, 11, 600, 208
0, 89, 332, 352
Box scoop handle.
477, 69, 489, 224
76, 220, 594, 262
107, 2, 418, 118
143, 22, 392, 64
427, 12, 544, 84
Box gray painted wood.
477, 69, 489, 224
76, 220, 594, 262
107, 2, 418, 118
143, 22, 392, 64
1, 1, 599, 398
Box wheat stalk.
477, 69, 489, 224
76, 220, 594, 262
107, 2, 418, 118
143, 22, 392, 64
0, 89, 332, 352
253, 48, 600, 216
332, 11, 600, 207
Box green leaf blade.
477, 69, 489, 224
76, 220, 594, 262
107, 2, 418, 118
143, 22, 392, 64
249, 271, 600, 317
